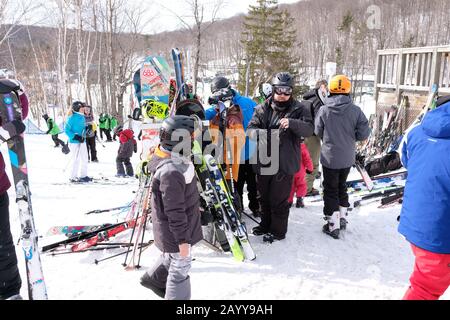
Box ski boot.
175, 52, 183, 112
306, 188, 320, 197
296, 197, 305, 208
263, 233, 285, 243
79, 176, 93, 183
140, 272, 166, 299
339, 206, 349, 231
252, 225, 268, 236
323, 212, 340, 239
115, 174, 126, 178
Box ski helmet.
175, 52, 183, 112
210, 76, 230, 94
329, 75, 351, 94
175, 99, 206, 120
72, 101, 84, 112
272, 72, 294, 88
42, 114, 49, 120
159, 115, 196, 153
141, 99, 169, 120
262, 83, 273, 99
114, 125, 124, 136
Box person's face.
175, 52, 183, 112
319, 84, 329, 97
273, 86, 292, 102
84, 108, 90, 115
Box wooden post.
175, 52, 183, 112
374, 52, 382, 102
396, 50, 405, 105
430, 48, 441, 90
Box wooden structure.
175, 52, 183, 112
374, 45, 450, 130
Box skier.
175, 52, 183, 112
84, 105, 98, 163
398, 95, 450, 300
140, 115, 202, 300
303, 79, 328, 197
42, 114, 66, 148
115, 126, 137, 177
288, 140, 314, 208
0, 83, 27, 300
65, 101, 91, 183
248, 72, 314, 242
99, 113, 112, 142
110, 114, 119, 141
314, 75, 370, 239
205, 76, 260, 216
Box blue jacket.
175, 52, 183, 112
398, 102, 450, 254
205, 90, 257, 161
65, 112, 86, 144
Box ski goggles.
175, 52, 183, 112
274, 86, 293, 96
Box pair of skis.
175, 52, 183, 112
0, 80, 47, 299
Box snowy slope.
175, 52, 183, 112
4, 134, 449, 300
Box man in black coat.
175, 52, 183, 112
248, 72, 314, 242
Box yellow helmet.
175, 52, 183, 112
329, 75, 352, 94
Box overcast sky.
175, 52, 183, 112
18, 0, 301, 35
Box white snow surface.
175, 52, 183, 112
4, 134, 449, 300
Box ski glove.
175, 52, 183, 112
0, 119, 26, 142
73, 134, 85, 143
306, 169, 313, 175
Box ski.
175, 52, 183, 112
204, 154, 256, 261
346, 170, 407, 189
355, 161, 374, 191
85, 203, 132, 215
0, 80, 48, 299
46, 224, 113, 237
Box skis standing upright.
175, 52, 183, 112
0, 80, 48, 300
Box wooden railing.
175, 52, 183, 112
375, 45, 450, 104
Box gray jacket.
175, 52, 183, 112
149, 151, 203, 253
315, 95, 370, 169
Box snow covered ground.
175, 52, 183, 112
4, 134, 449, 300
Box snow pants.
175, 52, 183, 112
236, 161, 260, 214
86, 136, 98, 162
289, 169, 308, 203
403, 244, 450, 300
305, 135, 321, 193
322, 166, 351, 216
145, 251, 192, 300
0, 193, 21, 300
69, 143, 88, 180
257, 172, 293, 238
116, 157, 133, 176
51, 134, 65, 147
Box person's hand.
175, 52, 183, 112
178, 243, 191, 258
280, 118, 289, 130
73, 134, 85, 143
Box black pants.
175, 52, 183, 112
0, 193, 21, 299
116, 157, 133, 176
51, 134, 65, 147
256, 173, 293, 238
236, 162, 260, 214
86, 137, 98, 161
322, 166, 351, 216
100, 129, 112, 141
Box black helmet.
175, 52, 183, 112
72, 101, 84, 112
272, 72, 294, 88
114, 125, 124, 136
42, 114, 49, 120
159, 115, 196, 153
210, 76, 230, 94
175, 99, 206, 120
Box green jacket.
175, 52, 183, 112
99, 115, 108, 130
46, 118, 60, 135
110, 117, 118, 130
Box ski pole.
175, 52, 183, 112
85, 203, 132, 215
95, 241, 153, 265
136, 208, 151, 269
241, 210, 261, 225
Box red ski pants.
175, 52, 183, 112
403, 244, 450, 300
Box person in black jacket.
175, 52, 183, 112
303, 79, 328, 196
248, 72, 314, 242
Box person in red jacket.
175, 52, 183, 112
0, 79, 28, 300
289, 141, 314, 208
115, 126, 137, 177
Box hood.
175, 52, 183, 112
148, 146, 170, 173
119, 129, 135, 143
325, 95, 352, 115
422, 101, 450, 138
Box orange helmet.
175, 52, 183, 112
329, 75, 351, 94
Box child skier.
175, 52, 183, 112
140, 115, 202, 300
116, 126, 137, 177
42, 114, 65, 148
289, 141, 314, 208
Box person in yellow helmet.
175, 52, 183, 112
314, 75, 370, 239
